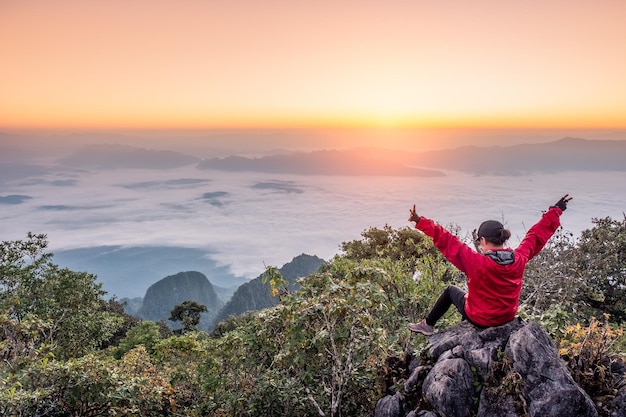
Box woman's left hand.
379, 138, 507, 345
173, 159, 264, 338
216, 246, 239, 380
409, 204, 421, 224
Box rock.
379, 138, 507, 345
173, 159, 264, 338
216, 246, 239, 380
477, 387, 519, 417
375, 319, 603, 417
505, 322, 598, 417
610, 390, 626, 417
375, 393, 406, 417
404, 366, 430, 393
422, 358, 474, 417
429, 321, 483, 359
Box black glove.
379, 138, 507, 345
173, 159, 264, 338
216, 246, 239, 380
551, 194, 572, 211
408, 204, 421, 223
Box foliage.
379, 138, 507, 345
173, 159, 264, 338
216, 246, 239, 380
339, 225, 465, 283
0, 233, 123, 361
213, 254, 324, 327
200, 226, 452, 417
0, 346, 175, 416
0, 311, 53, 369
153, 332, 210, 415
99, 297, 141, 349
114, 320, 162, 359
520, 228, 582, 317
169, 300, 208, 333
574, 216, 626, 321
559, 315, 626, 415
521, 217, 626, 326
261, 265, 289, 297
4, 217, 626, 416
518, 302, 573, 343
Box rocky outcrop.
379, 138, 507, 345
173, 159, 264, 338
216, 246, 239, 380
138, 271, 223, 331
374, 319, 614, 417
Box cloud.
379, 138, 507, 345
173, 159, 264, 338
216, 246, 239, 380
0, 194, 32, 204
39, 204, 115, 211
119, 178, 211, 190
200, 191, 230, 206
21, 179, 79, 187
2, 161, 625, 300
251, 180, 304, 194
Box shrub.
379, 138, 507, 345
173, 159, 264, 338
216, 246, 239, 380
559, 315, 626, 414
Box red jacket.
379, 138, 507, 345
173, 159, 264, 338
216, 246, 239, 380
415, 207, 563, 327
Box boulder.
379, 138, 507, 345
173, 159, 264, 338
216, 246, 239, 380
373, 319, 602, 417
422, 358, 474, 417
375, 393, 407, 417
505, 322, 597, 417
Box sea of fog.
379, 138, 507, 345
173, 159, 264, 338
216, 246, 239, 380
2, 166, 625, 298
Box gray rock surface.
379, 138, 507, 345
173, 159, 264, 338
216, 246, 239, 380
373, 319, 609, 417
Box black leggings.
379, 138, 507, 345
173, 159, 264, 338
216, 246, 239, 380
425, 285, 469, 326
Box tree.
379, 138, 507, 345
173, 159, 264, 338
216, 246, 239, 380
340, 225, 466, 283
98, 297, 141, 349
0, 233, 123, 361
200, 226, 451, 417
575, 216, 626, 322
169, 301, 208, 333
0, 233, 52, 322
520, 229, 579, 308
114, 321, 162, 358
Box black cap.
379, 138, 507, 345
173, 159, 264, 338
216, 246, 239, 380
477, 220, 504, 239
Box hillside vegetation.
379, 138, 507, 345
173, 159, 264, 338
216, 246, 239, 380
1, 216, 625, 416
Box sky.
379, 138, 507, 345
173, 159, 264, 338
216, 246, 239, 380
2, 0, 626, 141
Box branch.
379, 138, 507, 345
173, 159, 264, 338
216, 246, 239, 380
305, 386, 326, 417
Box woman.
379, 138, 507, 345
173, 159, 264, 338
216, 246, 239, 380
407, 194, 572, 336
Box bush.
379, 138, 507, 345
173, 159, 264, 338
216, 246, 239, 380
559, 315, 626, 415
0, 346, 174, 416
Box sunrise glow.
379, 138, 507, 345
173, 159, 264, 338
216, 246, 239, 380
1, 1, 625, 132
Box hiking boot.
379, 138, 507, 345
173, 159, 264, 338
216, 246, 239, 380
408, 319, 434, 336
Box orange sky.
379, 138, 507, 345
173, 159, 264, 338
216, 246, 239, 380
1, 0, 626, 131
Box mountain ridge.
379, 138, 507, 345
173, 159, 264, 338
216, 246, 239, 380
123, 253, 325, 331
414, 137, 626, 175
196, 138, 626, 176
213, 253, 325, 325
59, 143, 201, 169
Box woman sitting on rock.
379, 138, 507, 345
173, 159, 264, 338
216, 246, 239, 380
407, 195, 572, 336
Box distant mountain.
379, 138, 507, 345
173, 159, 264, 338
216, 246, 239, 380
120, 297, 143, 316
59, 144, 200, 169
53, 246, 249, 299
138, 271, 224, 331
213, 254, 325, 326
412, 138, 626, 175
196, 138, 626, 176
197, 148, 445, 176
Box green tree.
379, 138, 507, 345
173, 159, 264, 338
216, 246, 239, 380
0, 233, 52, 322
0, 234, 122, 360
1, 346, 175, 416
99, 297, 141, 349
169, 301, 208, 333
575, 216, 626, 321
340, 225, 466, 283
201, 226, 452, 417
114, 320, 162, 358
